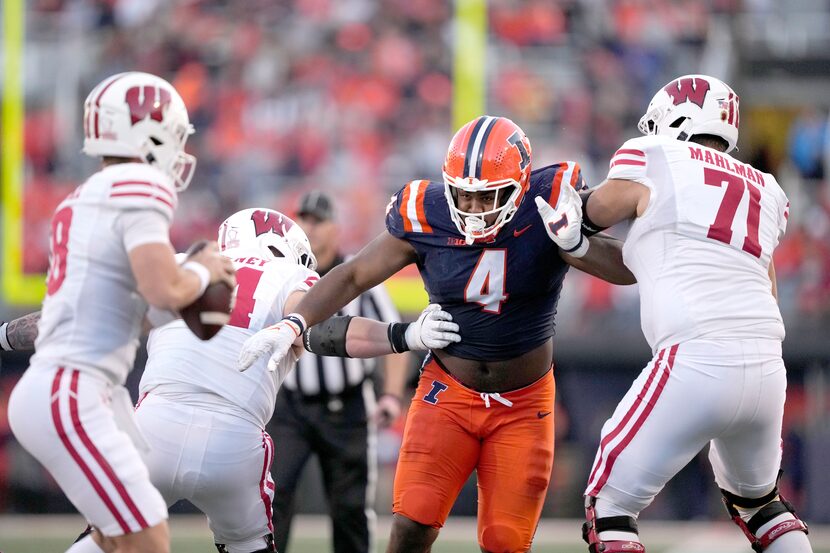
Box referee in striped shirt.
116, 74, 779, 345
268, 191, 409, 553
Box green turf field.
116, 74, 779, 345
1, 515, 828, 553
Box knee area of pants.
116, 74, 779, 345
526, 474, 550, 493
396, 492, 445, 529
479, 525, 529, 553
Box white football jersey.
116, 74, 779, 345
608, 135, 789, 353
32, 163, 177, 384
139, 248, 319, 428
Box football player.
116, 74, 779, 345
6, 72, 235, 553
239, 116, 635, 553
133, 208, 459, 553
559, 75, 812, 553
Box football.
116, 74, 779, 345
180, 281, 235, 340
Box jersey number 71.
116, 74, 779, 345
704, 167, 762, 258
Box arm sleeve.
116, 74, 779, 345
607, 139, 650, 185
117, 209, 171, 252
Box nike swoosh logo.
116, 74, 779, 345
537, 411, 551, 419
514, 224, 532, 237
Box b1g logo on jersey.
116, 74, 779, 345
663, 77, 710, 108
125, 86, 172, 126
251, 210, 294, 237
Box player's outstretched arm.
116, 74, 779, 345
129, 241, 236, 311
238, 231, 419, 372
298, 231, 418, 327
0, 311, 41, 352
561, 234, 636, 285
331, 304, 460, 358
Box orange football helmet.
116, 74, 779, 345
442, 116, 532, 243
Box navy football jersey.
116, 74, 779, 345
386, 162, 586, 361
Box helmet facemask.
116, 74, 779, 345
441, 116, 532, 244
443, 173, 524, 244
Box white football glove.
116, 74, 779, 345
535, 186, 589, 258
404, 304, 461, 351
238, 315, 305, 373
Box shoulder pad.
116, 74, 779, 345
103, 164, 177, 221
533, 161, 586, 208
387, 179, 436, 237
609, 138, 649, 170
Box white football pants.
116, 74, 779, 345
8, 365, 167, 537
586, 338, 786, 513
134, 392, 275, 551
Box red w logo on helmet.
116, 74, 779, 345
663, 77, 710, 108
251, 210, 293, 237
125, 86, 172, 125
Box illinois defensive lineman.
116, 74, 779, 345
134, 208, 459, 553
556, 75, 813, 553
239, 116, 636, 553
6, 72, 235, 553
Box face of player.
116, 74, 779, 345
455, 189, 500, 226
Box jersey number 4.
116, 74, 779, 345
465, 250, 508, 314
704, 167, 762, 258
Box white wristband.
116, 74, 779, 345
0, 322, 12, 351
182, 261, 210, 296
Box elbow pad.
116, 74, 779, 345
303, 316, 353, 357
580, 190, 609, 237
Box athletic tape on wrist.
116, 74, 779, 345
182, 261, 210, 296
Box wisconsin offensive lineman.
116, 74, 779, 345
566, 75, 813, 553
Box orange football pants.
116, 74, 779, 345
393, 356, 555, 553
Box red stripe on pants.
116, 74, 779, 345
67, 370, 149, 530
585, 348, 666, 489
260, 433, 274, 533
51, 368, 131, 533
588, 344, 679, 496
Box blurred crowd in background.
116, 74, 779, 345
3, 0, 830, 522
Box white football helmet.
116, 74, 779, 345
218, 208, 317, 270
82, 71, 197, 190
638, 74, 740, 153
